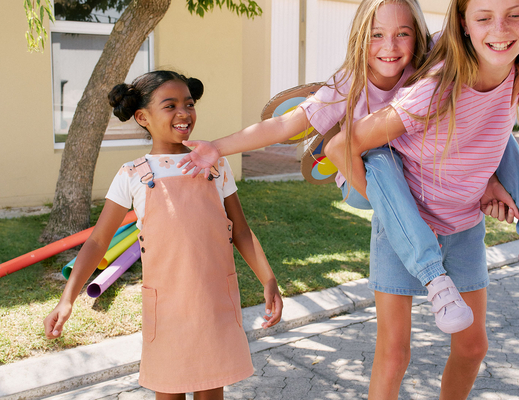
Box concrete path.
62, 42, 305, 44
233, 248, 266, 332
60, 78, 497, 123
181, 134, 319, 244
1, 241, 519, 400
41, 263, 519, 400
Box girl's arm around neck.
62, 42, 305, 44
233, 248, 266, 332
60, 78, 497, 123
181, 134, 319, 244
43, 200, 128, 339
224, 192, 283, 329
179, 107, 310, 178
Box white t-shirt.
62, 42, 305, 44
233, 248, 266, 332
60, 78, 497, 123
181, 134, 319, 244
106, 154, 238, 229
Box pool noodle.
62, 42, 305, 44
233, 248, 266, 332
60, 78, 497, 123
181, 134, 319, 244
86, 241, 141, 298
97, 229, 139, 270
0, 210, 137, 278
61, 223, 138, 279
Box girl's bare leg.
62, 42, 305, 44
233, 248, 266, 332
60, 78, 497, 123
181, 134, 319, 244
156, 392, 186, 400
155, 387, 224, 400
368, 292, 413, 400
194, 387, 224, 400
440, 288, 488, 400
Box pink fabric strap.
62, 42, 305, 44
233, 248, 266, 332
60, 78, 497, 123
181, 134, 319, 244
133, 157, 155, 188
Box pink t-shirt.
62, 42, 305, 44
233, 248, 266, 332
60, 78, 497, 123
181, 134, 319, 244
390, 67, 517, 235
300, 65, 415, 187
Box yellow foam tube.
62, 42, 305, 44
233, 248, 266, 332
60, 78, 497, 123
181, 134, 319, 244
97, 229, 140, 270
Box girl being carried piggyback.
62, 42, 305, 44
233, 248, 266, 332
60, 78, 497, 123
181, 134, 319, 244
330, 0, 519, 397
44, 71, 283, 400
177, 0, 519, 336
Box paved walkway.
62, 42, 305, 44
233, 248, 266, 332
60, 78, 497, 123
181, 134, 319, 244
242, 145, 303, 181
23, 261, 519, 400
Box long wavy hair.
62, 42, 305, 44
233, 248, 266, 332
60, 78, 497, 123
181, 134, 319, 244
331, 0, 430, 189
398, 0, 519, 187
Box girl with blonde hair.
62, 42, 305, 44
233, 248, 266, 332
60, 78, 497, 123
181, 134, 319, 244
177, 0, 518, 335
324, 0, 519, 397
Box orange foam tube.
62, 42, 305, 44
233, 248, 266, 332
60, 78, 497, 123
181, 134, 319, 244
0, 210, 137, 278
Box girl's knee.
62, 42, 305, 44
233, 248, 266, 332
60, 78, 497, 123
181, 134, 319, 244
364, 148, 403, 172
377, 342, 411, 373
454, 335, 488, 363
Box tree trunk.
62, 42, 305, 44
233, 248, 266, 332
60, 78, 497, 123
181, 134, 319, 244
40, 0, 171, 243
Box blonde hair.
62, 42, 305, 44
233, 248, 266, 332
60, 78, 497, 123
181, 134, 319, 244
401, 0, 479, 185
330, 0, 430, 189
401, 0, 519, 187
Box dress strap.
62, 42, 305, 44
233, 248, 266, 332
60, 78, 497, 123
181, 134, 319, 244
133, 157, 155, 189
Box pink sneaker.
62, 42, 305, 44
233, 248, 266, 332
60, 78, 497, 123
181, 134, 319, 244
427, 275, 474, 334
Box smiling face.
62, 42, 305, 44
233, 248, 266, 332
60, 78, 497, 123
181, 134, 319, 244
136, 80, 196, 154
367, 2, 417, 91
461, 0, 519, 88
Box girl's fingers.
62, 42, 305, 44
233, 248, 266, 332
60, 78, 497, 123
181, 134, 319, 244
498, 202, 506, 221
265, 298, 272, 316
266, 295, 283, 327
491, 200, 499, 219
44, 312, 63, 339
176, 154, 192, 169
507, 208, 515, 224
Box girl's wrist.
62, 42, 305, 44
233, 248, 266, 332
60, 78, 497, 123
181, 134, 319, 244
263, 276, 278, 287
213, 141, 223, 158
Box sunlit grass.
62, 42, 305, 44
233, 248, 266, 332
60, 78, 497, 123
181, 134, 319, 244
0, 180, 517, 363
332, 200, 374, 221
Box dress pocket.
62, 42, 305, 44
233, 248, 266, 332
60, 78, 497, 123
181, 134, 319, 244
226, 273, 243, 327
141, 286, 157, 343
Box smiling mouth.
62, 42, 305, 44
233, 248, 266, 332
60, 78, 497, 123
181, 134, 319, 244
378, 57, 400, 62
174, 123, 190, 132
487, 41, 515, 51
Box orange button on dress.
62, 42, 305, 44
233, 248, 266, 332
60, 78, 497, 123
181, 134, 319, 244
136, 166, 253, 394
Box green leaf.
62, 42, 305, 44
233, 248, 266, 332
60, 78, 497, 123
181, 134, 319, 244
24, 0, 54, 53
186, 0, 262, 18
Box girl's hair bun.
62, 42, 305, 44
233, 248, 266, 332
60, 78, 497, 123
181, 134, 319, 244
108, 71, 205, 126
187, 78, 204, 102
108, 83, 140, 122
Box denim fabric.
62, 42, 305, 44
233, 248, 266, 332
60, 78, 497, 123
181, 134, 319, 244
341, 182, 372, 210
495, 134, 519, 235
369, 216, 488, 296
340, 147, 446, 285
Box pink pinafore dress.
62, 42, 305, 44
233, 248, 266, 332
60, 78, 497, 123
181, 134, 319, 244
134, 157, 253, 393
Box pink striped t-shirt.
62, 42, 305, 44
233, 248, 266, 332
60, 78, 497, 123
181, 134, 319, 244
300, 65, 415, 188
390, 67, 517, 235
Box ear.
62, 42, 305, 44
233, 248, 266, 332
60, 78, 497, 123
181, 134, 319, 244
134, 110, 149, 127
459, 13, 468, 35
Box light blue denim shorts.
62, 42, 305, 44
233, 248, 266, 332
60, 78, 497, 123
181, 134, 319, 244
368, 214, 489, 296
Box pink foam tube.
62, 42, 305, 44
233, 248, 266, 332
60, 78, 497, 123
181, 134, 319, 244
86, 241, 141, 298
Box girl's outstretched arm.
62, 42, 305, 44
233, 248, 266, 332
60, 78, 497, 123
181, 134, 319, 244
43, 200, 128, 339
178, 107, 310, 178
224, 192, 283, 329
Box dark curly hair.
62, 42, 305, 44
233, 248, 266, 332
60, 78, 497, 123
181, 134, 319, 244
108, 70, 204, 123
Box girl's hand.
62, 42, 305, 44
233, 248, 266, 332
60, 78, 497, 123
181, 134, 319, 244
482, 200, 516, 224
262, 278, 283, 329
480, 174, 518, 223
43, 301, 72, 339
177, 140, 220, 179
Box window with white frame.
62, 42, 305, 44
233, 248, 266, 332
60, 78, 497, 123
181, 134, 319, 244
51, 0, 154, 147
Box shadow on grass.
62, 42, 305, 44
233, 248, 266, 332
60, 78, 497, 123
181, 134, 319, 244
234, 180, 372, 306
1, 181, 372, 310
91, 261, 142, 312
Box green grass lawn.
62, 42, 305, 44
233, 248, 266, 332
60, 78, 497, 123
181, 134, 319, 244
0, 180, 517, 364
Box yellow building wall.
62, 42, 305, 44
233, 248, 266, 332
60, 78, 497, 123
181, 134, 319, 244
1, 2, 267, 207
242, 0, 272, 130
1, 0, 447, 208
